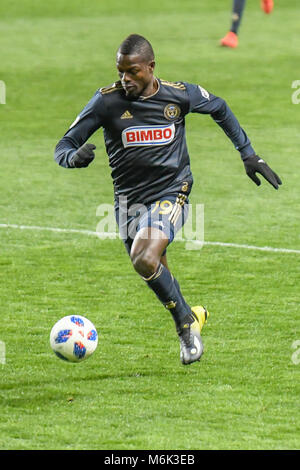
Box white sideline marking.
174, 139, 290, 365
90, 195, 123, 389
0, 223, 299, 254
0, 223, 97, 236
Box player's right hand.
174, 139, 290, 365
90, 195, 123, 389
69, 143, 96, 168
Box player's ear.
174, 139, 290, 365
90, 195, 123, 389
148, 60, 155, 73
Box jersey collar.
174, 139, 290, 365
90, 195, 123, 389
139, 78, 160, 101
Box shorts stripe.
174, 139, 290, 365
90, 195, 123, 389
168, 194, 187, 225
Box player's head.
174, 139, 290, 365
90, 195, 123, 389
116, 34, 156, 98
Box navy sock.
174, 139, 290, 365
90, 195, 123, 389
172, 276, 193, 314
145, 264, 193, 329
230, 0, 246, 34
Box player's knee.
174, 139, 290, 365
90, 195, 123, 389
131, 248, 159, 278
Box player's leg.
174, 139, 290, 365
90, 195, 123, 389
130, 226, 193, 330
129, 198, 208, 365
160, 251, 169, 270
220, 0, 247, 48
161, 251, 209, 348
230, 0, 247, 35
160, 251, 194, 320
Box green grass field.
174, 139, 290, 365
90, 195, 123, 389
0, 0, 299, 450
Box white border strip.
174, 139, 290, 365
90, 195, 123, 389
0, 223, 299, 255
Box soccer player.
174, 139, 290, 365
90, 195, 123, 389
220, 0, 274, 48
54, 34, 281, 365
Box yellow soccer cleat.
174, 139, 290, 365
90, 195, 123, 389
191, 306, 209, 332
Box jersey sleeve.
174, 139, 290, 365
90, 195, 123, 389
54, 90, 106, 168
185, 83, 255, 159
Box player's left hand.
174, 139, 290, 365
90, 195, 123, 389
243, 154, 282, 189
69, 143, 96, 168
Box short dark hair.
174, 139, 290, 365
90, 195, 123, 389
118, 34, 155, 62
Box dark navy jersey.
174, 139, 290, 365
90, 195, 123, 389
54, 78, 255, 206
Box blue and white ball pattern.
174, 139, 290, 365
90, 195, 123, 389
50, 315, 98, 362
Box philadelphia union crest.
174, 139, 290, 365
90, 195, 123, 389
164, 103, 181, 120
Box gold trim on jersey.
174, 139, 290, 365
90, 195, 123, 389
168, 193, 187, 226
100, 81, 123, 95
160, 79, 186, 91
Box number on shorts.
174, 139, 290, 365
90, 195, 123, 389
151, 200, 173, 215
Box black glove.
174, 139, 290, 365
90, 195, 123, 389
69, 143, 96, 168
243, 154, 282, 190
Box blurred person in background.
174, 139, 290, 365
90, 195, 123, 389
220, 0, 274, 48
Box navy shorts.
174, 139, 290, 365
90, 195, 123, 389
115, 193, 189, 255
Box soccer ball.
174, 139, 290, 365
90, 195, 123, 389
50, 315, 98, 362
